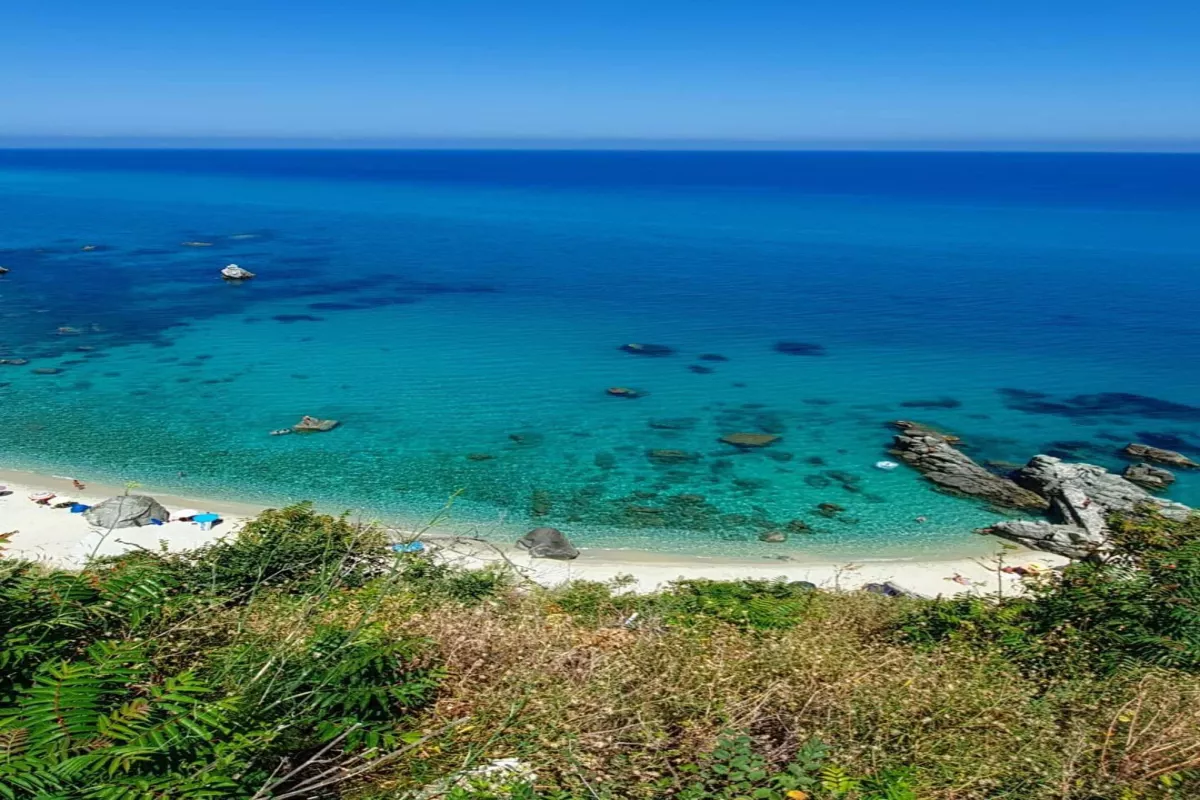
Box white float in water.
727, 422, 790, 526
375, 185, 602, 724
875, 460, 899, 470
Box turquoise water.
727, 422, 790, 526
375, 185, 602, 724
2, 151, 1199, 558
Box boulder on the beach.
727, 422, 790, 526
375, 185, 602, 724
618, 343, 674, 357
719, 432, 781, 448
1123, 463, 1176, 491
84, 495, 171, 529
890, 421, 1049, 511
293, 415, 339, 432
221, 264, 256, 281
516, 526, 579, 560
1122, 443, 1198, 469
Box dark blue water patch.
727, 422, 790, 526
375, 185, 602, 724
1134, 431, 1200, 453
774, 341, 826, 356
4, 150, 1200, 211
688, 365, 714, 374
999, 389, 1200, 422
900, 397, 962, 409
272, 314, 325, 324
307, 296, 420, 312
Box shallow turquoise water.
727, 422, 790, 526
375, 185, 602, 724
2, 151, 1199, 558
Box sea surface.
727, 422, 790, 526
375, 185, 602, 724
1, 150, 1199, 559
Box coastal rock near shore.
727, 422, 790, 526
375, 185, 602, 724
516, 527, 579, 560
1122, 443, 1198, 469
84, 495, 171, 529
0, 266, 9, 275
1123, 463, 1176, 491
890, 421, 1049, 511
981, 455, 1192, 559
221, 264, 256, 281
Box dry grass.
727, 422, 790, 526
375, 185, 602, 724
346, 590, 1200, 799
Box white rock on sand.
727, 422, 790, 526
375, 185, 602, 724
1, 469, 1067, 597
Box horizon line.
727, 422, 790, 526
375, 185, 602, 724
1, 134, 1199, 154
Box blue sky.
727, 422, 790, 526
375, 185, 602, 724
3, 0, 1199, 146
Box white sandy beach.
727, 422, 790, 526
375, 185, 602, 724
0, 467, 1066, 598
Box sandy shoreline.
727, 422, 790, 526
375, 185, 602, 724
0, 467, 1066, 597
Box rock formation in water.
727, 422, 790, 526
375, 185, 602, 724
980, 455, 1192, 559
1122, 463, 1176, 491
221, 264, 256, 280
1122, 443, 1198, 469
293, 415, 339, 432
618, 343, 674, 356
606, 386, 644, 399
890, 421, 1049, 511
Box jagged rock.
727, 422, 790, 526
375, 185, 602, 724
1012, 455, 1189, 521
516, 527, 579, 560
221, 264, 256, 280
618, 343, 674, 356
293, 415, 338, 432
758, 530, 787, 543
719, 432, 781, 448
84, 495, 171, 529
981, 455, 1192, 558
1123, 443, 1198, 469
890, 421, 1049, 511
1123, 463, 1176, 491
863, 581, 925, 599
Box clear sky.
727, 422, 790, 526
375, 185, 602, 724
3, 0, 1199, 147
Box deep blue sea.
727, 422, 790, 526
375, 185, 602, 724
2, 150, 1199, 558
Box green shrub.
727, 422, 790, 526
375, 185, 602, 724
899, 511, 1200, 675
656, 579, 818, 630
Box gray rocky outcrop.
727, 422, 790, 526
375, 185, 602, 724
220, 264, 256, 280
293, 415, 339, 432
981, 455, 1191, 558
1123, 463, 1176, 491
890, 421, 1049, 511
516, 527, 579, 560
84, 495, 171, 529
1123, 443, 1198, 469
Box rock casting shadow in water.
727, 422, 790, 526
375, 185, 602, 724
999, 388, 1200, 422
774, 341, 827, 356
698, 353, 729, 362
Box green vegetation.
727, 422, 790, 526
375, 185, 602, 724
2, 505, 1199, 798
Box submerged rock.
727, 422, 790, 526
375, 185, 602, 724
688, 365, 714, 374
32, 367, 62, 375
648, 417, 698, 430
293, 415, 339, 432
647, 449, 701, 465
774, 341, 826, 356
0, 358, 30, 366
618, 343, 674, 356
816, 502, 845, 518
719, 432, 781, 448
1122, 443, 1198, 469
758, 530, 787, 543
1122, 463, 1175, 491
466, 453, 495, 462
890, 421, 1049, 511
606, 386, 644, 399
516, 527, 579, 560
698, 353, 729, 362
